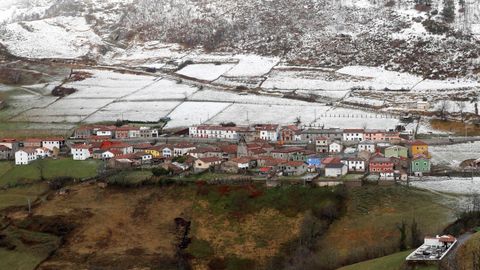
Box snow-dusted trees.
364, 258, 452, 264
442, 0, 456, 22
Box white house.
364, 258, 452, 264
346, 157, 366, 172
15, 149, 37, 165
128, 129, 141, 138
101, 151, 115, 159
255, 124, 279, 141
41, 138, 64, 151
95, 129, 113, 137
329, 141, 343, 153
342, 129, 364, 141
163, 147, 173, 158
231, 157, 251, 169
379, 171, 395, 180
173, 143, 196, 157
358, 141, 376, 153
189, 125, 244, 140
71, 144, 92, 160
35, 147, 52, 158
325, 163, 348, 178
139, 153, 153, 162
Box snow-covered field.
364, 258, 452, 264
312, 107, 401, 129
223, 55, 279, 77
64, 70, 156, 99
430, 142, 480, 167
176, 63, 235, 81
121, 78, 199, 100
83, 101, 181, 123
164, 101, 232, 128
262, 66, 480, 92
412, 177, 480, 195
188, 89, 306, 105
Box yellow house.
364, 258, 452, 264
145, 145, 173, 158
409, 140, 428, 157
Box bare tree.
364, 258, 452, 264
439, 100, 450, 120
456, 101, 466, 122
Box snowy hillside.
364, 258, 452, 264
0, 0, 479, 78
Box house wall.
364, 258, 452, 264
369, 162, 394, 173
411, 145, 428, 156
385, 147, 408, 158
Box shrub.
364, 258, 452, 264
187, 238, 214, 259
152, 167, 170, 176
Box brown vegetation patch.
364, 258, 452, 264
30, 184, 194, 269
430, 119, 480, 136
193, 204, 303, 267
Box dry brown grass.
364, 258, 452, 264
430, 119, 480, 136
29, 184, 194, 269
192, 202, 303, 268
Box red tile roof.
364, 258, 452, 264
199, 157, 223, 163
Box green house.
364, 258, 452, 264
385, 145, 408, 158
411, 156, 431, 175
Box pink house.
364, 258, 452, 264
364, 129, 386, 141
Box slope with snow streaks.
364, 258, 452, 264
0, 16, 103, 58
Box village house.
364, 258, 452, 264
102, 142, 133, 155
229, 157, 252, 171
132, 143, 153, 153
358, 141, 376, 153
346, 157, 366, 173
411, 155, 431, 176
408, 140, 429, 157
219, 144, 237, 160
379, 170, 395, 181
384, 130, 401, 143
343, 129, 364, 141
384, 145, 408, 158
35, 147, 52, 159
329, 141, 343, 153
325, 162, 348, 178
145, 145, 173, 158
23, 138, 42, 148
0, 139, 19, 153
73, 126, 94, 139
279, 125, 300, 142
290, 150, 316, 162
189, 147, 223, 159
15, 148, 37, 165
189, 125, 245, 140
96, 127, 114, 138
301, 128, 343, 142
139, 126, 158, 138
364, 129, 385, 141
193, 157, 223, 172
0, 145, 12, 160
95, 150, 118, 159
71, 144, 92, 160
270, 147, 304, 160
173, 142, 196, 157
114, 126, 140, 139
315, 136, 329, 153
369, 156, 394, 173
255, 124, 280, 141
41, 137, 65, 151
307, 156, 322, 170
282, 161, 308, 176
